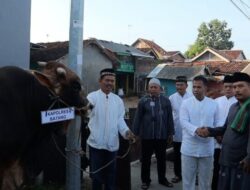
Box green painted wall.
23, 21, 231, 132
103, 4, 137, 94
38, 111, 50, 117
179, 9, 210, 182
160, 79, 176, 97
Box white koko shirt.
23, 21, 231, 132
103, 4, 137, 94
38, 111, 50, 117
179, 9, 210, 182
180, 96, 223, 157
169, 92, 192, 142
214, 95, 237, 149
87, 89, 129, 151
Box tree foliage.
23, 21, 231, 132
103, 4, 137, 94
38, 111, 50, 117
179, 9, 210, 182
185, 19, 234, 58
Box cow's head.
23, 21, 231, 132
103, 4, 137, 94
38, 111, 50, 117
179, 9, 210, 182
34, 61, 88, 114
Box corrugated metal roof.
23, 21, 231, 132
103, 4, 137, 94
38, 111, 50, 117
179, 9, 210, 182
147, 64, 167, 78
96, 40, 152, 58
147, 64, 205, 80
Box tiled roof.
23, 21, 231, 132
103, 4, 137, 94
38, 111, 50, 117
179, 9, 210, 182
165, 51, 180, 56
193, 60, 250, 74
132, 38, 185, 60
136, 48, 152, 53
209, 47, 231, 60
219, 50, 245, 60
191, 47, 246, 62
136, 38, 168, 56
30, 41, 69, 64
211, 48, 245, 60
30, 39, 152, 69
215, 61, 250, 74
193, 61, 227, 66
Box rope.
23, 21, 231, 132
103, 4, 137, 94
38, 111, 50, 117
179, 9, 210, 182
30, 69, 89, 116
45, 86, 89, 117
36, 71, 132, 174
51, 134, 132, 175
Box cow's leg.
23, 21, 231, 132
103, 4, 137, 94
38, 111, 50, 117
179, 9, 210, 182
1, 160, 24, 190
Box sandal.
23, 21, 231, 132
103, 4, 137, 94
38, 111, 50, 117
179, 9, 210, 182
171, 176, 181, 183
141, 183, 149, 189
159, 180, 173, 188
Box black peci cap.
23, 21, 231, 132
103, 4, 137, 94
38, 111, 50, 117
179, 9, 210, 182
232, 72, 250, 83
223, 75, 234, 83
100, 68, 115, 78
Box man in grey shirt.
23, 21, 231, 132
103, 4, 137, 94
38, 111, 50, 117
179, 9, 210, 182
197, 72, 250, 190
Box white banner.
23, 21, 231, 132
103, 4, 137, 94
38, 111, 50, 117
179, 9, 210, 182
41, 107, 75, 124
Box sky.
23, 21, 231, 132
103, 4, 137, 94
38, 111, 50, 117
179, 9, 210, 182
31, 0, 250, 58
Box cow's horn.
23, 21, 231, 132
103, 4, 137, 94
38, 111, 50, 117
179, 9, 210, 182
56, 67, 67, 76
37, 61, 48, 67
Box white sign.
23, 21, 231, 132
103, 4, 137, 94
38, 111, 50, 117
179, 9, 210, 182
41, 107, 75, 124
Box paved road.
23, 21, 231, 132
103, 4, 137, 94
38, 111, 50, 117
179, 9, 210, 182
82, 157, 183, 190
131, 158, 183, 190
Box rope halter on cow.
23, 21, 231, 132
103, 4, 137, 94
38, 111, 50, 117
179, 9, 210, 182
30, 69, 90, 116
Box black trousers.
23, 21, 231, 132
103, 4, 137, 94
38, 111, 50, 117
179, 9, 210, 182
212, 148, 221, 190
173, 142, 182, 179
89, 146, 117, 190
218, 165, 250, 190
141, 139, 168, 184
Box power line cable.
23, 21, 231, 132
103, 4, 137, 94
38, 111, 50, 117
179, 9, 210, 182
239, 0, 250, 8
230, 0, 250, 20
238, 0, 250, 17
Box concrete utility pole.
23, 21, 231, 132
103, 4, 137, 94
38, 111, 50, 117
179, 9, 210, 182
0, 0, 30, 68
66, 0, 84, 189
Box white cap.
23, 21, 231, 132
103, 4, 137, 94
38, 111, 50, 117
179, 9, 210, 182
148, 78, 161, 86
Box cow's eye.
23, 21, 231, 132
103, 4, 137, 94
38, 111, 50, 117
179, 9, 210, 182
72, 81, 81, 91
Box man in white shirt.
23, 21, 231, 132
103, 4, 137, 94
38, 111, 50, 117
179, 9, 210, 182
87, 68, 135, 190
180, 75, 222, 190
212, 75, 237, 190
169, 76, 192, 183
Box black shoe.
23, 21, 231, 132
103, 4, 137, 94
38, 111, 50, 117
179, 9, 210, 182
159, 180, 173, 188
171, 176, 182, 183
141, 182, 150, 189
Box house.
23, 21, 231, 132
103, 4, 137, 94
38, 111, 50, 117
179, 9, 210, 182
30, 41, 69, 69
191, 60, 250, 78
30, 39, 153, 95
147, 63, 206, 96
132, 38, 185, 62
143, 47, 250, 98
134, 58, 159, 96
191, 47, 246, 62
84, 39, 153, 95
191, 47, 250, 78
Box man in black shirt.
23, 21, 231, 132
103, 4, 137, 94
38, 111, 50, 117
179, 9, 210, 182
133, 78, 174, 189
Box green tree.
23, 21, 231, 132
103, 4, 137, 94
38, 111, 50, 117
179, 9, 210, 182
185, 19, 234, 58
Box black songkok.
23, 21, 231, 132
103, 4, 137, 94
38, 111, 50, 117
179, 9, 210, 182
232, 72, 250, 83
100, 68, 115, 78
176, 76, 187, 82
223, 75, 234, 83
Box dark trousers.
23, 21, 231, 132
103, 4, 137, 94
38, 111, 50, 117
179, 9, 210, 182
89, 146, 117, 190
218, 165, 250, 190
173, 142, 182, 179
141, 139, 168, 184
212, 148, 220, 190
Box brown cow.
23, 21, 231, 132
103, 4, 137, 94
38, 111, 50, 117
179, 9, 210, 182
0, 61, 88, 189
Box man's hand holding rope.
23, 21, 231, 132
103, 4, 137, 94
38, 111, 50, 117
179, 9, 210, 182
125, 130, 136, 144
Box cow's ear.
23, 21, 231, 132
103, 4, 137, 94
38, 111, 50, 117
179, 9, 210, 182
32, 71, 54, 89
